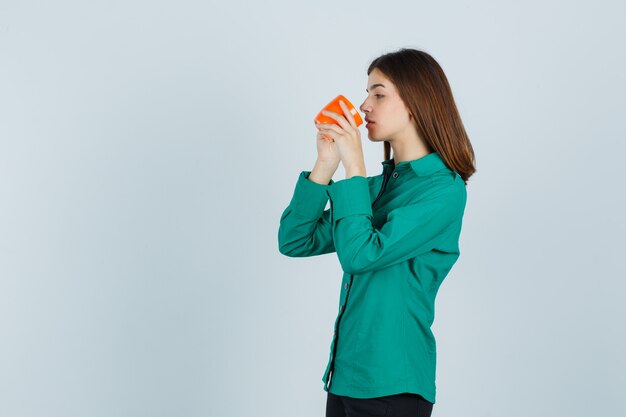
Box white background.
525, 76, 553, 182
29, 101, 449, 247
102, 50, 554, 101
1, 1, 625, 416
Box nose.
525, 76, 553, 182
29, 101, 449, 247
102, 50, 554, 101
359, 98, 370, 114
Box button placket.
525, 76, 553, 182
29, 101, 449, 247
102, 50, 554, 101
325, 274, 354, 391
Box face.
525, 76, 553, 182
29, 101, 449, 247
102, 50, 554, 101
359, 68, 413, 142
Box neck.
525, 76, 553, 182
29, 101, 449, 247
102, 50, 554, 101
388, 122, 431, 165
390, 139, 431, 165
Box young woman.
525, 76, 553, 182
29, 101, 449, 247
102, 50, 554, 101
278, 48, 476, 417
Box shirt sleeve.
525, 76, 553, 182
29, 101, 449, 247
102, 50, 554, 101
326, 175, 465, 275
278, 170, 336, 257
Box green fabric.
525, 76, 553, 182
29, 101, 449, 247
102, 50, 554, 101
278, 152, 467, 404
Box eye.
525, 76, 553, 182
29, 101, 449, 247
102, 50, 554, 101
375, 94, 384, 98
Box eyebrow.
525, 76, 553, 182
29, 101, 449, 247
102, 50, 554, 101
366, 83, 385, 92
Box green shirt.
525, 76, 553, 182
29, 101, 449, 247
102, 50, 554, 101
278, 151, 467, 404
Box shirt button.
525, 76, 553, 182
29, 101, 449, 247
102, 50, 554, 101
392, 172, 399, 178
344, 283, 349, 289
339, 305, 343, 312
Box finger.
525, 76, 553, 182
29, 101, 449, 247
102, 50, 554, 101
321, 109, 352, 132
318, 123, 344, 135
338, 100, 357, 129
318, 128, 337, 142
317, 130, 333, 142
316, 121, 332, 131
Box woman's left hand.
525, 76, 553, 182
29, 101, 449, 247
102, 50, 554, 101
316, 100, 366, 175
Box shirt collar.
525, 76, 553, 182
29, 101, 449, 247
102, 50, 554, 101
381, 151, 447, 176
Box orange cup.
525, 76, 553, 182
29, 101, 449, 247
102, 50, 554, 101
314, 94, 363, 142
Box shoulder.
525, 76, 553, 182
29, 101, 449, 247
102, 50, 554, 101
430, 167, 465, 192
413, 167, 466, 212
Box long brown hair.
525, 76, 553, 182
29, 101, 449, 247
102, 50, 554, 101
367, 48, 476, 184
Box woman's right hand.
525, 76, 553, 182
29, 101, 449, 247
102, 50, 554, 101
315, 121, 341, 166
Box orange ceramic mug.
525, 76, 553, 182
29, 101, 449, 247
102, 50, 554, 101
314, 94, 363, 142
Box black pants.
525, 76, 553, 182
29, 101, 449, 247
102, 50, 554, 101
325, 391, 433, 417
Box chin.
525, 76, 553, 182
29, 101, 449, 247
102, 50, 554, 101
365, 125, 385, 141
366, 133, 385, 142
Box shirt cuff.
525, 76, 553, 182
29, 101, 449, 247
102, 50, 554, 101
288, 171, 335, 219
327, 175, 373, 221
